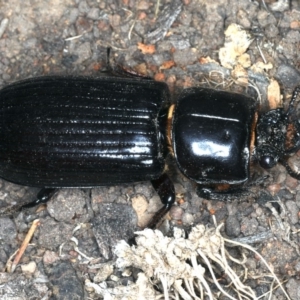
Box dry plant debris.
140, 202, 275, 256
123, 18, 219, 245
218, 23, 253, 70
85, 224, 290, 300
6, 219, 40, 273
217, 23, 282, 109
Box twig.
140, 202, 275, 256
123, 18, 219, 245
65, 34, 83, 41
0, 18, 9, 39
232, 230, 273, 244
256, 40, 267, 64
8, 219, 40, 273
155, 0, 161, 17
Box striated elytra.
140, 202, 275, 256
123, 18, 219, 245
0, 75, 299, 228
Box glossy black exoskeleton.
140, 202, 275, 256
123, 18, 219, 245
0, 76, 174, 227
0, 75, 299, 228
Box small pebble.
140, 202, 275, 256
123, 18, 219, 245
240, 217, 258, 236
225, 215, 240, 237
21, 261, 36, 274
169, 206, 184, 221
94, 262, 114, 282
285, 200, 299, 224
182, 212, 194, 225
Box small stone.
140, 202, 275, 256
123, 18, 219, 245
286, 200, 299, 224
74, 42, 92, 64
2, 73, 11, 81
286, 278, 300, 300
169, 206, 184, 221
43, 250, 60, 265
0, 217, 17, 241
255, 206, 264, 217
245, 258, 256, 270
23, 38, 37, 49
137, 0, 150, 10
131, 194, 148, 227
286, 175, 298, 190
110, 274, 120, 282
47, 189, 88, 223
69, 8, 79, 24
276, 65, 300, 89
87, 8, 100, 20
182, 212, 194, 225
38, 218, 74, 250
78, 0, 90, 14
109, 14, 121, 29
178, 11, 192, 26
170, 37, 191, 50
122, 268, 132, 277
46, 261, 84, 299
75, 17, 93, 34
286, 30, 300, 43
21, 261, 36, 274
92, 203, 137, 259
225, 215, 240, 237
267, 183, 281, 196
240, 217, 258, 236
264, 23, 279, 38
134, 183, 153, 199
237, 10, 251, 28
295, 261, 300, 272
94, 262, 114, 282
257, 10, 276, 27
173, 48, 198, 66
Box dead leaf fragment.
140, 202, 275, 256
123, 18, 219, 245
237, 53, 251, 68
134, 63, 148, 76
267, 79, 281, 109
219, 23, 253, 69
199, 56, 218, 64
231, 64, 248, 86
290, 21, 300, 29
160, 60, 175, 70
154, 72, 165, 81
250, 61, 273, 73
137, 42, 156, 54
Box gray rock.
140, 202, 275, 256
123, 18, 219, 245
225, 215, 240, 237
285, 200, 299, 225
47, 189, 89, 223
0, 217, 17, 241
92, 203, 138, 260
240, 217, 259, 236
69, 8, 79, 24
45, 261, 84, 300
87, 8, 100, 20
38, 217, 74, 250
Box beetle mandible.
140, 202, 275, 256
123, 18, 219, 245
0, 75, 299, 228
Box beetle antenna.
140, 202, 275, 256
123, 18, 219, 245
279, 157, 300, 180
286, 86, 300, 117
284, 86, 300, 154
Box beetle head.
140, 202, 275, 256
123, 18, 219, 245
256, 145, 279, 169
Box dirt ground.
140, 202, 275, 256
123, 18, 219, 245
0, 0, 300, 299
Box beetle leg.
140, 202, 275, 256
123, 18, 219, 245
105, 47, 152, 79
147, 173, 175, 229
197, 186, 250, 201
21, 188, 57, 209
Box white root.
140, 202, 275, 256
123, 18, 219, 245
85, 224, 290, 300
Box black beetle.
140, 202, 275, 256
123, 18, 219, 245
0, 75, 299, 228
